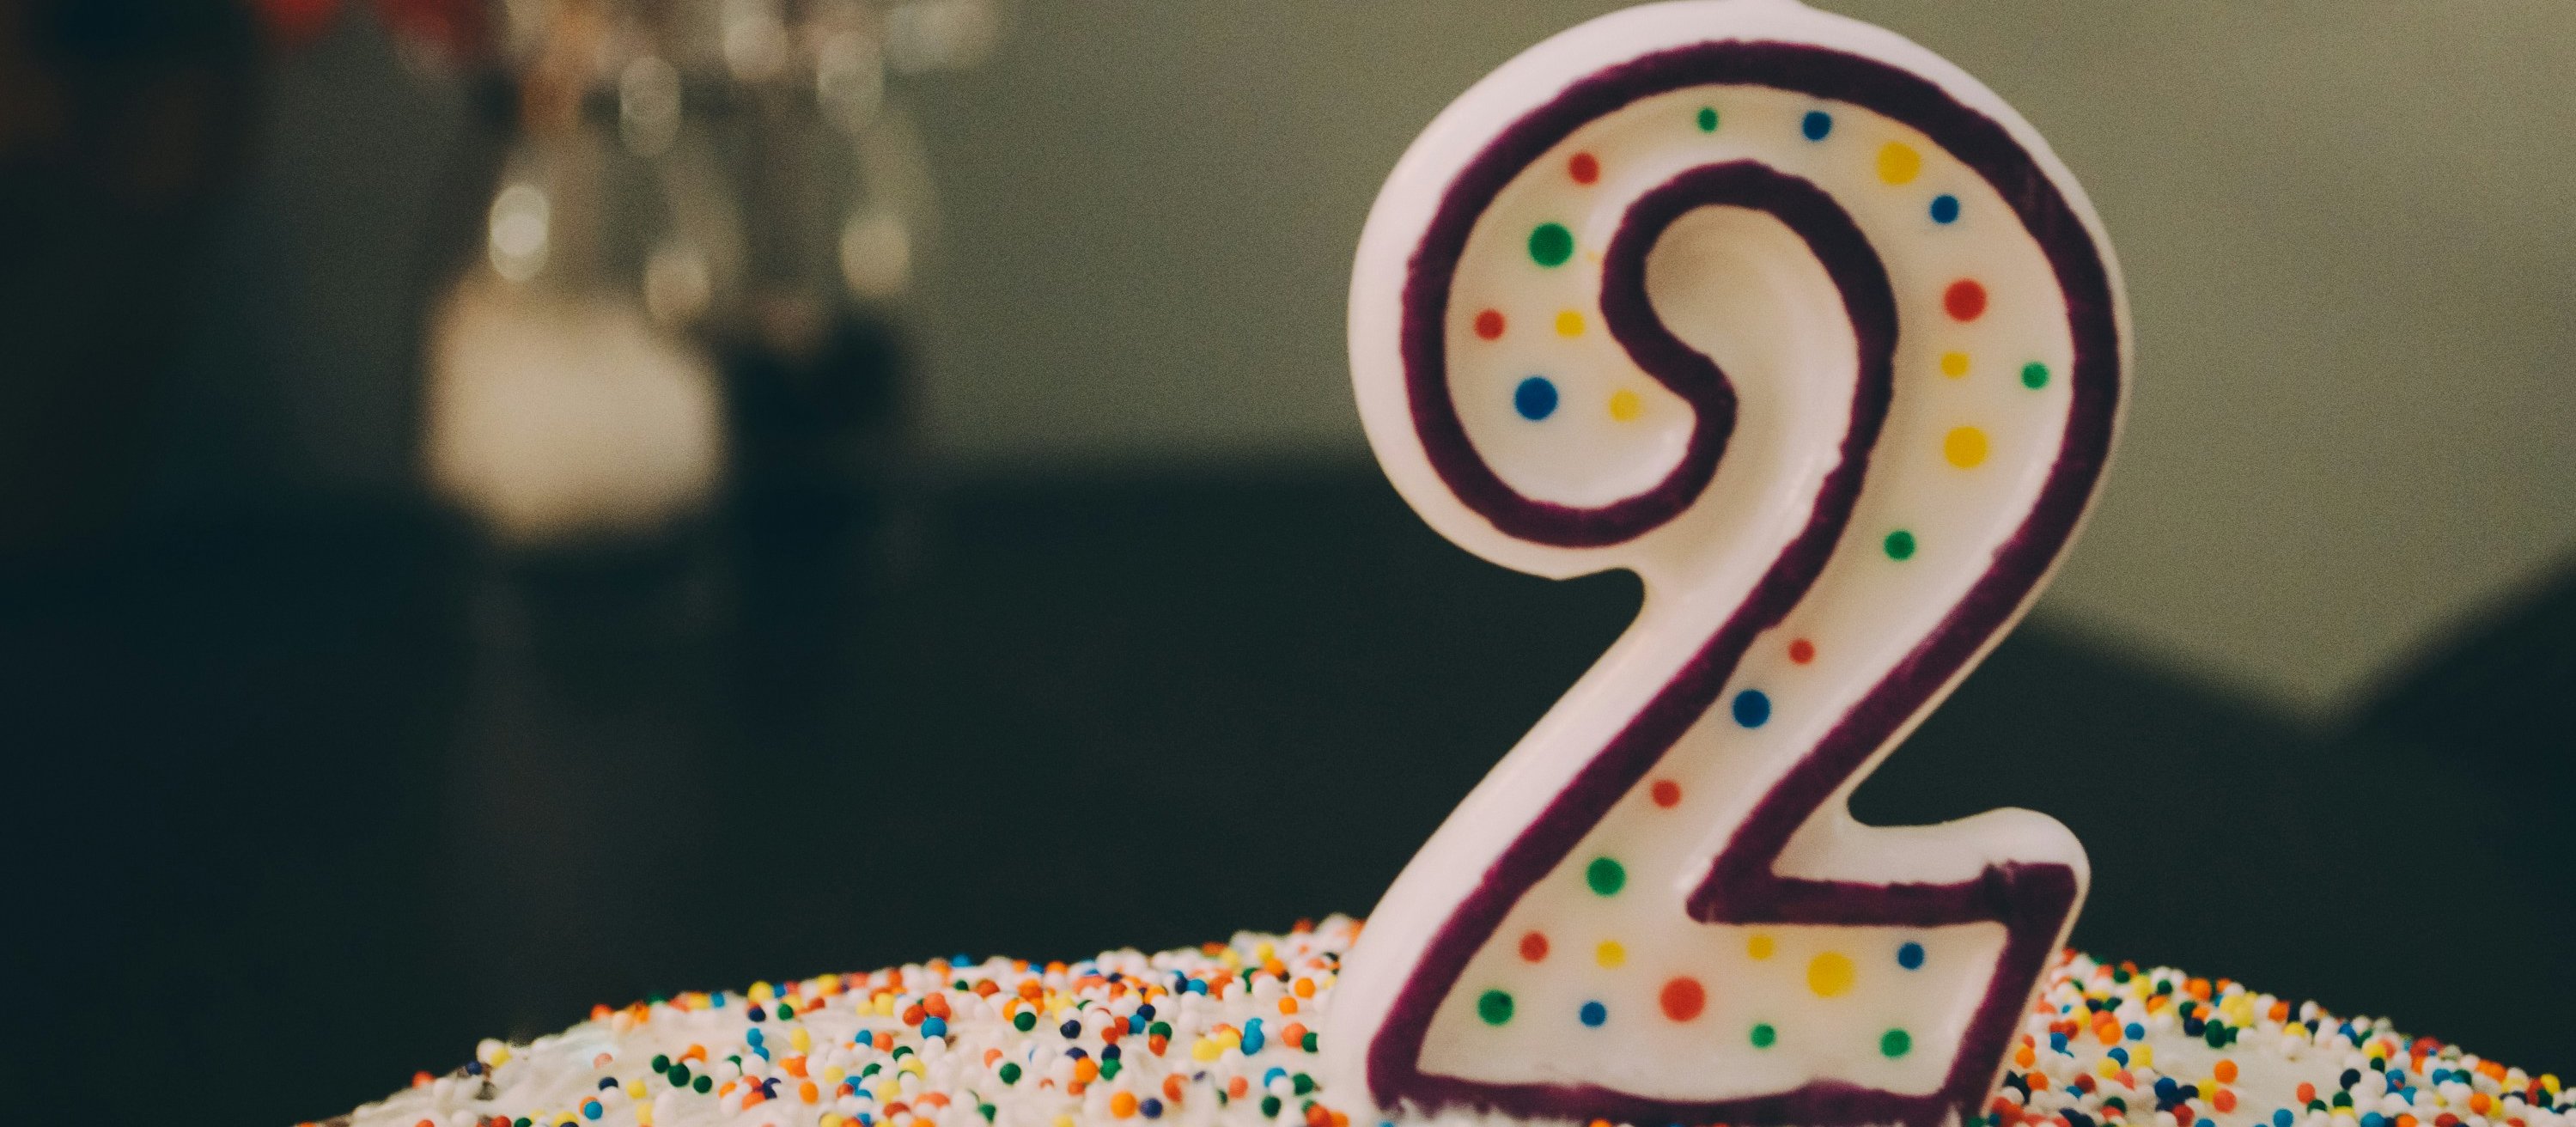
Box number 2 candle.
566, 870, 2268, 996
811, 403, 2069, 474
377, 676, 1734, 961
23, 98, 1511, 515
1323, 3, 2127, 1126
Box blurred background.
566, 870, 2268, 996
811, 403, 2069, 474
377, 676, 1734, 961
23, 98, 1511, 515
1, 1, 2569, 1122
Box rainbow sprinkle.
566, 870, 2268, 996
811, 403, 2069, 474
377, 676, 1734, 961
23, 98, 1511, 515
320, 919, 2568, 1127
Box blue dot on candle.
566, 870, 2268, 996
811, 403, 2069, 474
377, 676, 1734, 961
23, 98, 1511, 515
1732, 689, 1770, 728
1801, 111, 1833, 141
1514, 376, 1558, 420
1579, 1001, 1607, 1027
1897, 941, 1925, 970
1930, 195, 1960, 224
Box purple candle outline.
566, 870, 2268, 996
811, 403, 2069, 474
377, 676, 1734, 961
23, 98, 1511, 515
1362, 40, 2118, 1127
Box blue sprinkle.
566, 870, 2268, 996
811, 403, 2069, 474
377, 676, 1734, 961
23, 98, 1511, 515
2155, 1078, 2178, 1098
746, 1028, 764, 1046
1241, 1028, 1265, 1054
1128, 1015, 1146, 1034
2107, 1045, 2127, 1064
1732, 689, 1770, 728
600, 1077, 618, 1090
923, 1016, 949, 1039
1264, 1068, 1288, 1088
1897, 941, 1925, 970
2125, 1021, 2146, 1040
1061, 1020, 1083, 1038
1136, 1004, 1156, 1020
1514, 376, 1558, 421
752, 1045, 771, 1061
1579, 1001, 1607, 1027
465, 1062, 484, 1076
2362, 1115, 2386, 1127
1187, 979, 1209, 996
583, 1100, 603, 1120
1931, 195, 1961, 224
2274, 1111, 2294, 1127
1142, 1100, 1165, 1119
2049, 1032, 2068, 1052
747, 1005, 766, 1022
1802, 111, 1833, 140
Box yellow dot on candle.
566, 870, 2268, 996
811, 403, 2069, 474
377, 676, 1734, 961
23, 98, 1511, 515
1747, 933, 1775, 960
1555, 309, 1586, 337
1595, 941, 1626, 968
1607, 389, 1642, 421
1940, 351, 1970, 378
1808, 951, 1856, 996
1944, 425, 1989, 468
1878, 141, 1922, 186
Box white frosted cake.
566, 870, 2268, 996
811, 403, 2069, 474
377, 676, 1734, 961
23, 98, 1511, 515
323, 918, 2567, 1127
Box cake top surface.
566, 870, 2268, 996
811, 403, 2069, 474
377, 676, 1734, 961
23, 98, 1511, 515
326, 917, 2567, 1127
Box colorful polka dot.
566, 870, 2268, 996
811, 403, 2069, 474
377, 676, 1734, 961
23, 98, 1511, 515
2022, 361, 2051, 389
1801, 111, 1833, 141
1473, 309, 1505, 340
1884, 530, 1916, 560
1751, 1022, 1777, 1048
1593, 941, 1625, 969
1606, 389, 1642, 421
1518, 931, 1549, 963
1747, 933, 1775, 960
1568, 152, 1599, 185
1940, 351, 1970, 378
1787, 638, 1815, 664
1554, 309, 1586, 337
1696, 106, 1719, 132
1930, 194, 1961, 223
1477, 990, 1514, 1026
1897, 941, 1926, 970
1944, 425, 1989, 469
1659, 977, 1707, 1022
1585, 857, 1625, 897
1807, 952, 1856, 997
1881, 1027, 1913, 1057
1877, 142, 1921, 185
1514, 376, 1557, 420
1649, 778, 1682, 807
1731, 689, 1770, 728
1527, 223, 1574, 267
1944, 279, 1988, 321
1578, 1001, 1607, 1027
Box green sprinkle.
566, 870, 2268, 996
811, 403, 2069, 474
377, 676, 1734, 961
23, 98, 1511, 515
1293, 1074, 1316, 1095
1101, 1057, 1124, 1079
1261, 1097, 1284, 1118
692, 1075, 713, 1093
1148, 1020, 1173, 1039
1884, 529, 1916, 560
980, 1104, 997, 1123
999, 1063, 1022, 1084
1013, 1011, 1037, 1032
1528, 222, 1574, 267
667, 1064, 690, 1087
1300, 1032, 1318, 1051
2022, 361, 2050, 389
651, 1055, 671, 1073
1881, 1028, 1913, 1058
1477, 989, 1515, 1026
1751, 1022, 1776, 1048
1696, 107, 1719, 132
1586, 856, 1626, 896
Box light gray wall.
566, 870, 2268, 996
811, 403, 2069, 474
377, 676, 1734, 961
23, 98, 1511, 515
903, 1, 2576, 715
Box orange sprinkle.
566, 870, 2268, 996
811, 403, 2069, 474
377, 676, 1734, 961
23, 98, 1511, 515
2094, 1023, 2122, 1045
1019, 980, 1044, 1001
2215, 1090, 2238, 1113
1304, 1106, 1331, 1127
1074, 1058, 1100, 1083
972, 980, 999, 996
590, 1004, 612, 1020
1228, 1077, 1250, 1099
683, 1044, 708, 1063
1279, 998, 1300, 1015
2029, 1072, 2051, 1091
1111, 1093, 1140, 1118
984, 1049, 1004, 1066
741, 1091, 766, 1108
1148, 1034, 1170, 1056
923, 993, 953, 1020
2473, 1094, 2494, 1114
1331, 1112, 1349, 1127
2015, 1046, 2037, 1068
2269, 1001, 2292, 1022
1294, 978, 1317, 998
901, 1004, 926, 1026
720, 1081, 737, 1097
782, 1056, 808, 1077
411, 1072, 435, 1088
2187, 978, 2212, 1001
874, 1032, 895, 1051
2297, 1083, 2317, 1104
919, 1093, 952, 1108
800, 1081, 820, 1104
2214, 1060, 2238, 1084
1282, 1023, 1309, 1046
1163, 1075, 1186, 1102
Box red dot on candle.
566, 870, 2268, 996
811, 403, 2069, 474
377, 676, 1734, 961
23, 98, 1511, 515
1787, 638, 1816, 664
1659, 976, 1707, 1022
1568, 152, 1600, 185
1474, 309, 1506, 340
1650, 778, 1682, 807
1518, 931, 1550, 962
1944, 279, 1988, 321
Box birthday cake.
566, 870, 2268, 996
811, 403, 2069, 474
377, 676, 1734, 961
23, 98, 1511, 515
323, 3, 2566, 1125
325, 919, 2568, 1127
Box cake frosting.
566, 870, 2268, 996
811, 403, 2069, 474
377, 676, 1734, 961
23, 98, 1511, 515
323, 917, 2567, 1127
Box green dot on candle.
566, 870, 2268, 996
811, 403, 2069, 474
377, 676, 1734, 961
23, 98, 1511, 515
1751, 1022, 1776, 1049
1528, 222, 1574, 267
1884, 529, 1916, 560
2022, 361, 2051, 389
1477, 990, 1514, 1026
1585, 856, 1626, 896
1696, 107, 1719, 132
1881, 1027, 1912, 1057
